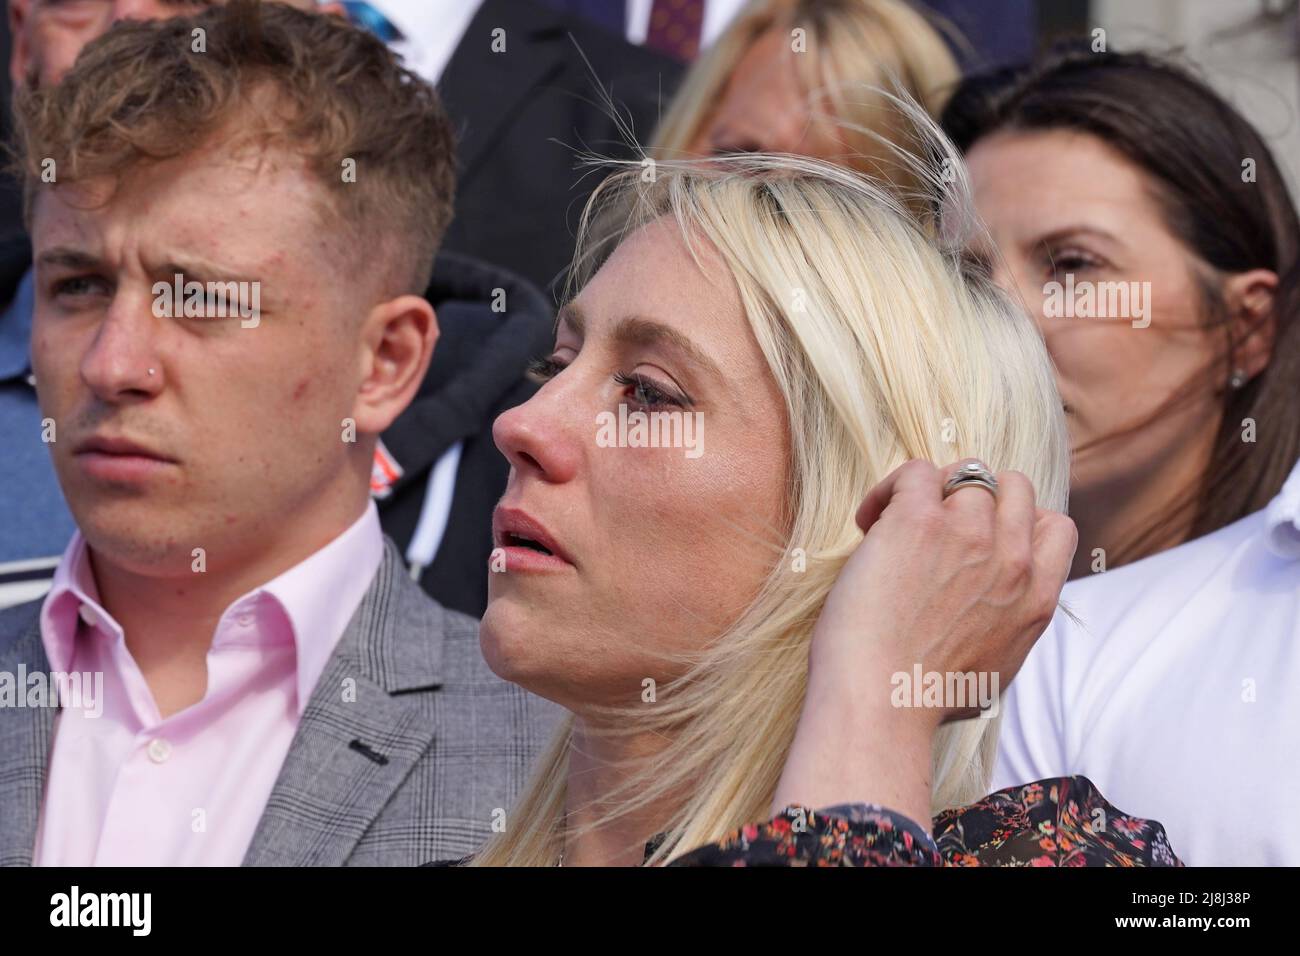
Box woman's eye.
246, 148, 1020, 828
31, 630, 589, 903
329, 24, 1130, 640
1044, 247, 1103, 280
614, 371, 685, 410
526, 356, 568, 384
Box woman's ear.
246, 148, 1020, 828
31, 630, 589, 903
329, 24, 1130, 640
1223, 268, 1279, 382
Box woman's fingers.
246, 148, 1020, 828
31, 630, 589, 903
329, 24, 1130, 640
991, 470, 1037, 586
1030, 509, 1079, 618
812, 455, 1078, 734
854, 458, 942, 533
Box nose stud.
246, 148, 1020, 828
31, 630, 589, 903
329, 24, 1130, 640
147, 368, 156, 377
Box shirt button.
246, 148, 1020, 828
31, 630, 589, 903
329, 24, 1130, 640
146, 739, 172, 764
78, 604, 98, 627
236, 613, 254, 628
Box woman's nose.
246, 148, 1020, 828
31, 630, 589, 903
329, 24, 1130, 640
492, 380, 583, 484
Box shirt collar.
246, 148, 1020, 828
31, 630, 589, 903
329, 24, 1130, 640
366, 0, 459, 44
1264, 456, 1300, 559
39, 501, 385, 716
0, 267, 35, 382
367, 0, 480, 85
258, 501, 385, 714
40, 532, 119, 677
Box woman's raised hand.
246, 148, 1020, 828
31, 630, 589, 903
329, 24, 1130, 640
773, 459, 1076, 826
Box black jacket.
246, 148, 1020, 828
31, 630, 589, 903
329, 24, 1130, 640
0, 234, 27, 307
0, 238, 551, 618
376, 251, 552, 617
437, 0, 682, 292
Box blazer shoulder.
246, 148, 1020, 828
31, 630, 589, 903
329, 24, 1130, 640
0, 598, 42, 652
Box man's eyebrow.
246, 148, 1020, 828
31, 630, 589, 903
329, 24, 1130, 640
35, 247, 103, 271
34, 248, 262, 283
157, 257, 262, 286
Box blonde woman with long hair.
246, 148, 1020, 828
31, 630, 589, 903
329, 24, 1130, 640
653, 0, 961, 190
443, 115, 1181, 867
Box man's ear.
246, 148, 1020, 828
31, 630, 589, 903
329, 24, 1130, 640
352, 295, 439, 437
1223, 268, 1279, 382
10, 0, 31, 89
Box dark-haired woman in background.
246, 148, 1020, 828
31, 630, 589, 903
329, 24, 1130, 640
942, 46, 1300, 577
946, 47, 1300, 864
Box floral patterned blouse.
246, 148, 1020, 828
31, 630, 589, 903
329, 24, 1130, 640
667, 776, 1181, 866
429, 776, 1181, 866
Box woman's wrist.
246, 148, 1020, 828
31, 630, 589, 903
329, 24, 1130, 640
773, 663, 942, 827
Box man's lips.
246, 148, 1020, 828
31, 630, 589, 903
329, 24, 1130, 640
73, 435, 178, 483
492, 506, 575, 572
74, 435, 175, 460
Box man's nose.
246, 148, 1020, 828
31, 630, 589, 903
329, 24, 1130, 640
79, 296, 166, 404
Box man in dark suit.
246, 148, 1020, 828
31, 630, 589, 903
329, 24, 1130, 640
0, 2, 558, 867
338, 0, 683, 292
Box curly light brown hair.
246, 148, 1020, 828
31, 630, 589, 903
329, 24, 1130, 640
11, 0, 456, 296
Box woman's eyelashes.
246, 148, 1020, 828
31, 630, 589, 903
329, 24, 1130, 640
526, 355, 567, 384
613, 371, 691, 410
526, 355, 692, 410
1042, 244, 1107, 281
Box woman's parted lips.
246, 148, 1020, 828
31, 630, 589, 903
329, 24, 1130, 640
493, 505, 574, 565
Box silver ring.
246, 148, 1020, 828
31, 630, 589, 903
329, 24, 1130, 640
942, 460, 998, 500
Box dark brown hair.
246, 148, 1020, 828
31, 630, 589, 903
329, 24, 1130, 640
942, 44, 1300, 565
11, 0, 456, 295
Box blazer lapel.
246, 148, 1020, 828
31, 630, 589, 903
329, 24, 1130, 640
437, 0, 569, 190
0, 607, 56, 866
242, 543, 447, 866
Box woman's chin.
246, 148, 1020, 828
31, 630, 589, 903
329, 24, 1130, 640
479, 600, 551, 689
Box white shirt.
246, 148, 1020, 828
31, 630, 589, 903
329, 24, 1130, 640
995, 456, 1300, 865
365, 0, 482, 87
625, 0, 747, 51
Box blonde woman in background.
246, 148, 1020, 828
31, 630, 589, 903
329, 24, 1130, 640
652, 0, 961, 189
436, 120, 1181, 867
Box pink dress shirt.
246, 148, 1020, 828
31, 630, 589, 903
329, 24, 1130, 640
33, 502, 385, 866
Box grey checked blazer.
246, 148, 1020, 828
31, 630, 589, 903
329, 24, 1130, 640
0, 540, 563, 866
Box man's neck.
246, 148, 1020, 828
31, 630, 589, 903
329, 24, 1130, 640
87, 495, 370, 718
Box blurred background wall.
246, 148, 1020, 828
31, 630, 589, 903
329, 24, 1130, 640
1086, 0, 1300, 192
